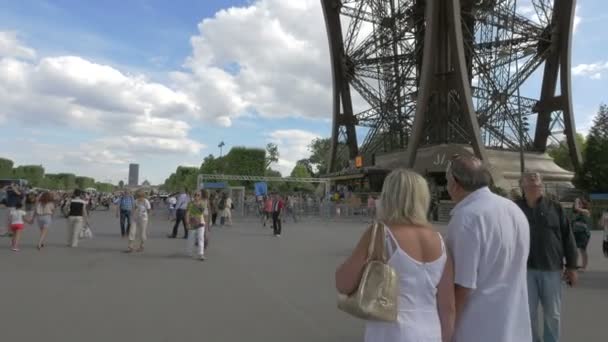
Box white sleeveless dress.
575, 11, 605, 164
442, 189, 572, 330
365, 227, 447, 342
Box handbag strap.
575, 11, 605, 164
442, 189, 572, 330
366, 222, 387, 263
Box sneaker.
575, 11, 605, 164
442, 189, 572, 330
11, 247, 19, 252
199, 255, 206, 261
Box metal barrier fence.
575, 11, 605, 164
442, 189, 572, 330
240, 197, 375, 221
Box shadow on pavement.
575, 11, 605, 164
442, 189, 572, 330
577, 270, 608, 290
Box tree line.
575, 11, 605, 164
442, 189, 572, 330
162, 141, 334, 194
548, 104, 608, 193
0, 158, 114, 192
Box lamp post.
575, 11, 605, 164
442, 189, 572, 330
218, 141, 225, 157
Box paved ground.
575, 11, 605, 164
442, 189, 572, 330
1, 209, 607, 342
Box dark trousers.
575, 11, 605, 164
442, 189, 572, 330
172, 209, 188, 238
212, 213, 218, 225
120, 210, 131, 236
272, 212, 282, 235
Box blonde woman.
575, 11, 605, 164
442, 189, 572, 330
127, 190, 151, 253
185, 190, 206, 260
336, 169, 455, 342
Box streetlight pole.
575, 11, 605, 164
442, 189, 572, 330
218, 141, 225, 158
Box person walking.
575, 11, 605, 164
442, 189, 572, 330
271, 193, 284, 237
116, 190, 134, 237
1, 183, 23, 237
336, 169, 455, 342
126, 190, 151, 253
263, 195, 272, 227
209, 192, 218, 228
7, 202, 27, 251
219, 193, 232, 226
167, 194, 177, 221
602, 209, 608, 258
169, 188, 190, 239
66, 189, 88, 248
572, 196, 591, 270
200, 190, 210, 234
516, 172, 578, 342
445, 155, 531, 342
185, 191, 206, 260
32, 191, 55, 250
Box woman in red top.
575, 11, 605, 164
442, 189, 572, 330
263, 196, 273, 228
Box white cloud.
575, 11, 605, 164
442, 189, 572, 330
572, 61, 608, 79
267, 129, 320, 176
0, 32, 206, 182
175, 0, 332, 123
0, 31, 36, 59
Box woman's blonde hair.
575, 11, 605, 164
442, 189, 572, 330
135, 190, 146, 199
377, 169, 430, 226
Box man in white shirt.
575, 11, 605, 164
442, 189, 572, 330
446, 155, 531, 342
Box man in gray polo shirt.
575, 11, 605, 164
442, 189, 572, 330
446, 155, 531, 342
516, 172, 577, 342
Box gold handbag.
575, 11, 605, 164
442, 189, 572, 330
337, 222, 398, 321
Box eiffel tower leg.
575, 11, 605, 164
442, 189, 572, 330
533, 0, 582, 172
321, 0, 359, 173
407, 0, 489, 168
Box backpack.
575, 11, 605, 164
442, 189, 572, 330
218, 198, 226, 210
572, 214, 589, 233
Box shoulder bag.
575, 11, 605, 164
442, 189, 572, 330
337, 222, 398, 321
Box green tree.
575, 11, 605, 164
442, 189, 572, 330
265, 143, 279, 169
306, 138, 349, 176
225, 147, 266, 176
0, 158, 13, 178
118, 180, 125, 189
175, 166, 199, 192
580, 104, 608, 192
547, 133, 586, 171
76, 176, 96, 189
57, 173, 77, 190
12, 165, 45, 186
95, 182, 115, 192
290, 161, 315, 192
43, 174, 63, 190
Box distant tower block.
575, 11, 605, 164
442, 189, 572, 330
128, 164, 139, 187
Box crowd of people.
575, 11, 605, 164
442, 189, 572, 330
0, 184, 241, 260
336, 155, 608, 342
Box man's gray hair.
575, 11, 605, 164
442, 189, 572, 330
447, 155, 493, 192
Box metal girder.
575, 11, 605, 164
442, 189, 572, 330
322, 0, 578, 174
198, 174, 330, 183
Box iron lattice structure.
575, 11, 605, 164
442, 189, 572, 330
321, 0, 582, 172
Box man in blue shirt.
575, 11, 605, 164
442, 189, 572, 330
116, 190, 134, 237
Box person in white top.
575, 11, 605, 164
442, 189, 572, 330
445, 155, 531, 342
601, 210, 608, 258
127, 190, 151, 253
7, 202, 27, 252
336, 169, 455, 342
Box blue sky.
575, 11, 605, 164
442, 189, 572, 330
0, 0, 606, 184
